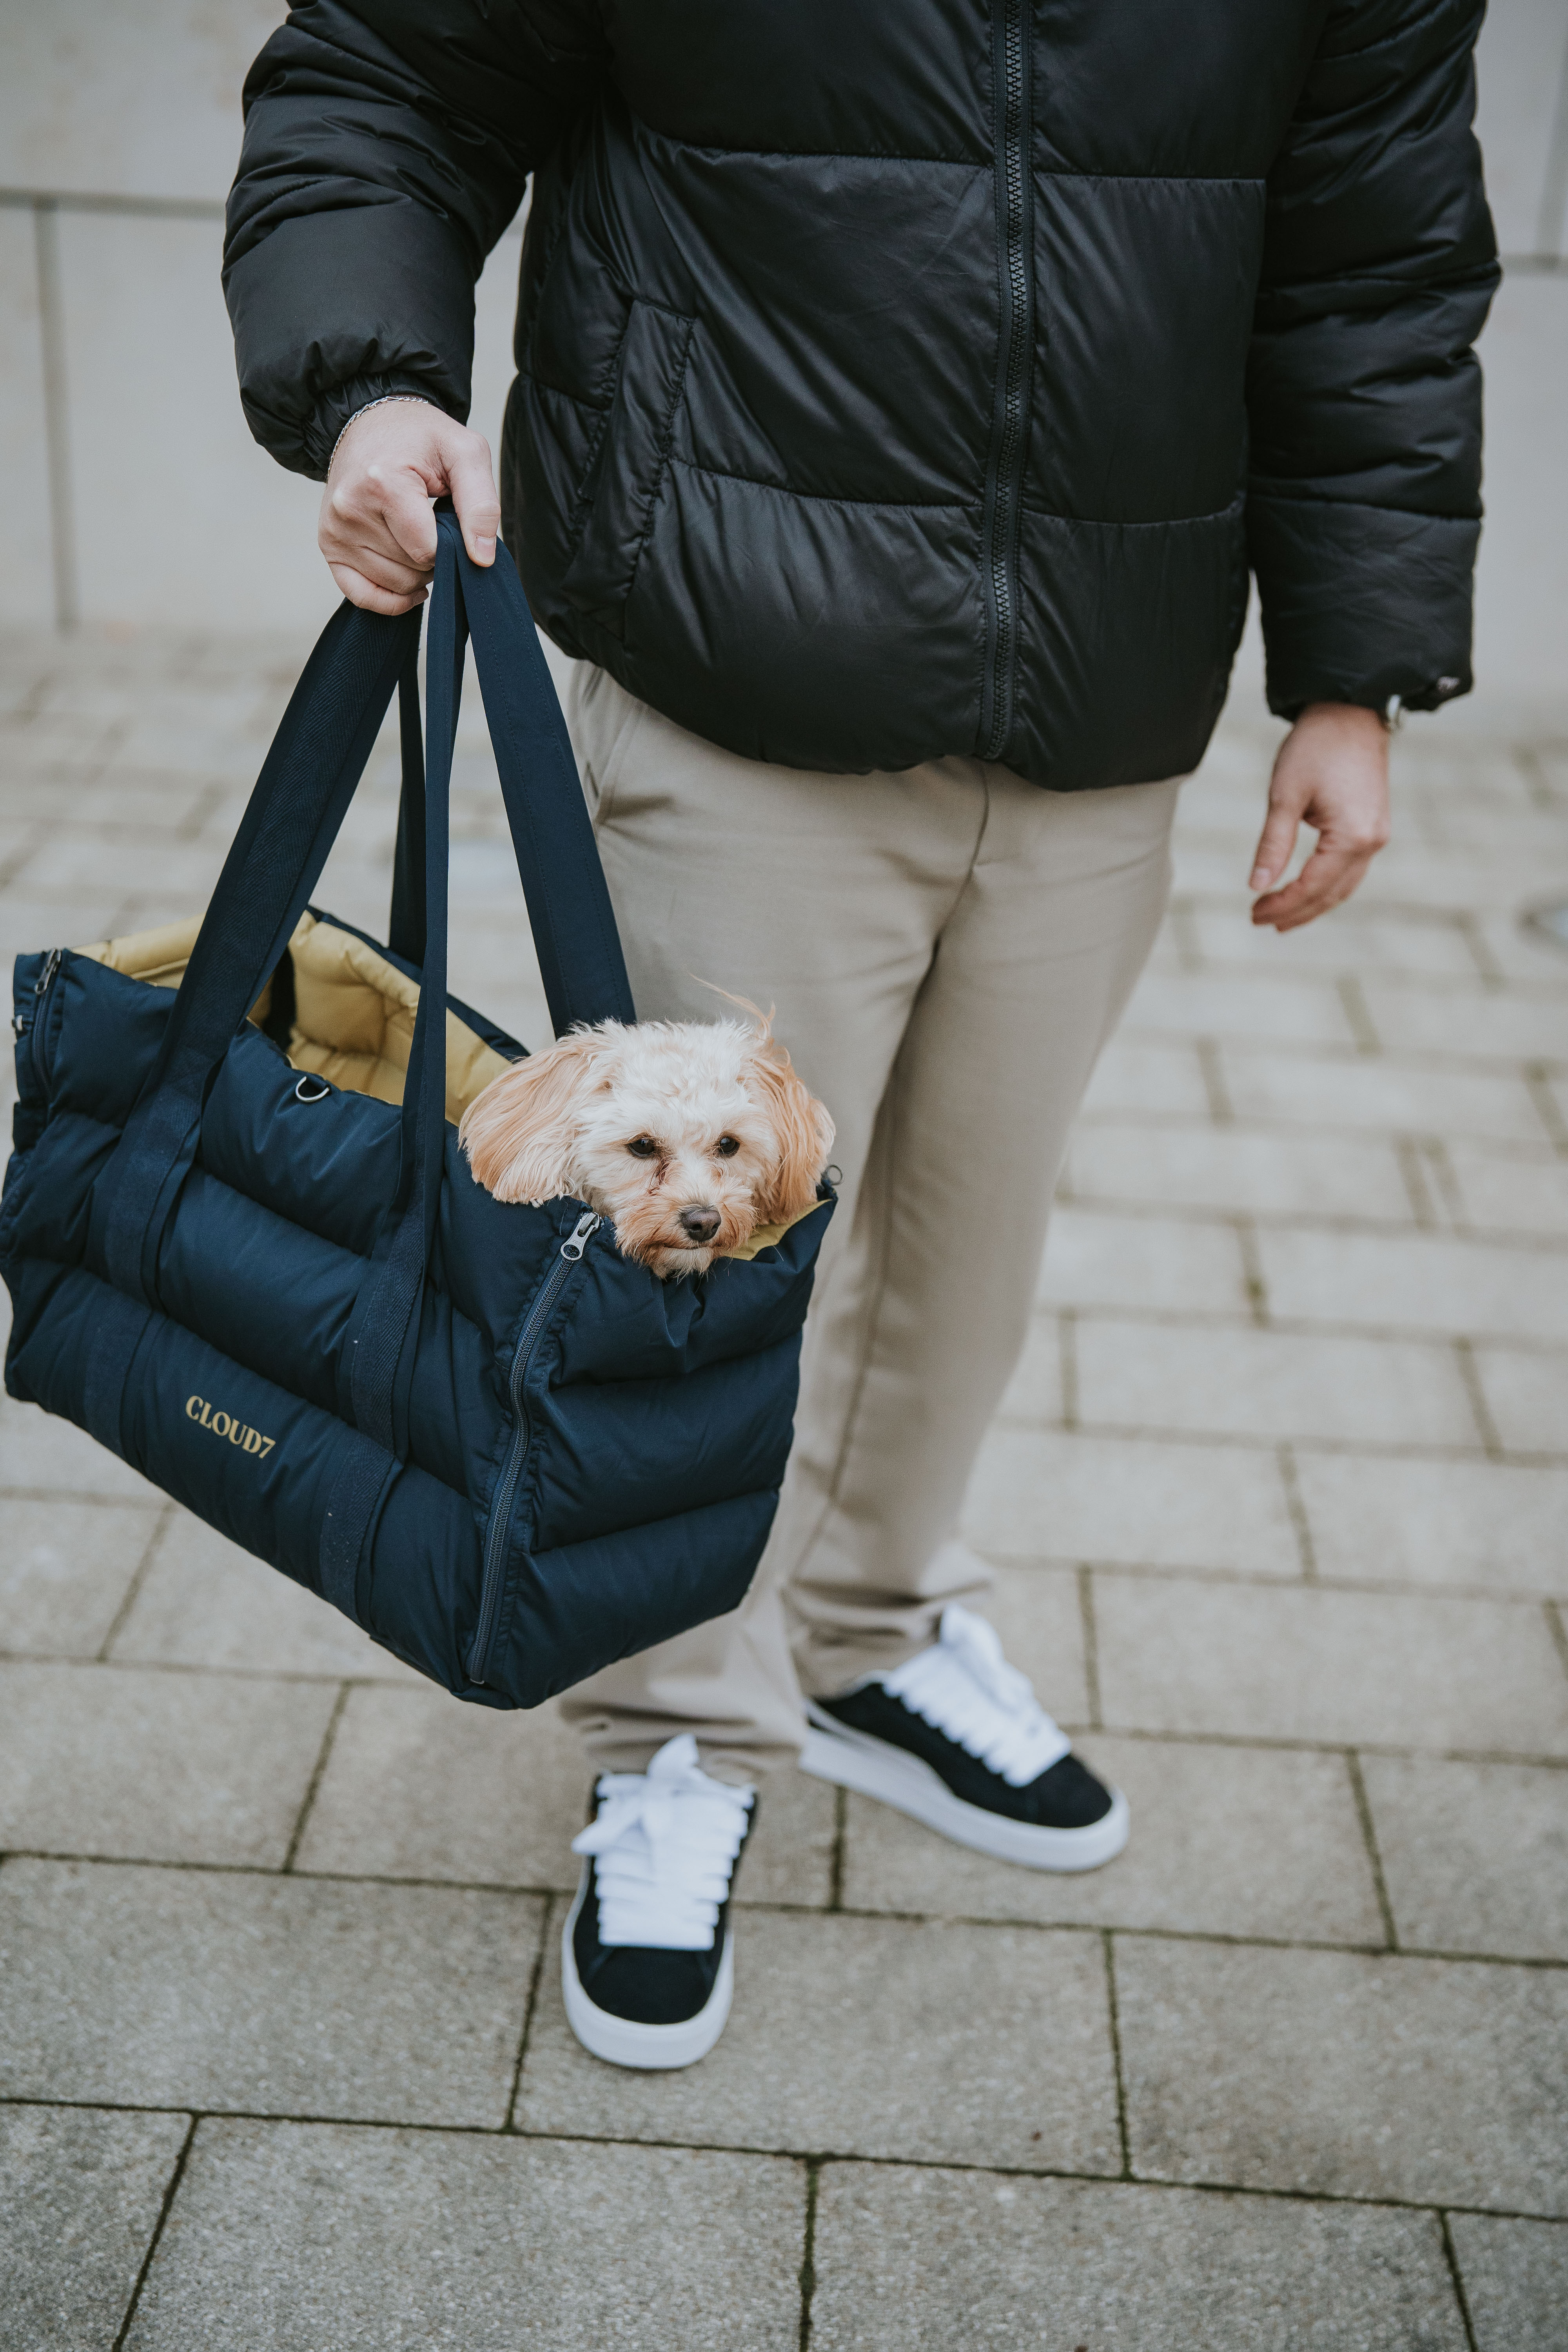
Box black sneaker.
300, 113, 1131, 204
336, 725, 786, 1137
562, 1733, 755, 2069
800, 1601, 1128, 1871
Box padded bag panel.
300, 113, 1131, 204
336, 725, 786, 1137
551, 1197, 828, 1384
523, 1336, 804, 1550
489, 1490, 779, 1710
7, 1260, 391, 1594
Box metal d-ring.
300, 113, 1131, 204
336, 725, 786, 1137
294, 1073, 331, 1103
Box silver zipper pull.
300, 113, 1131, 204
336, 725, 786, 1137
560, 1212, 601, 1261
15, 947, 64, 1036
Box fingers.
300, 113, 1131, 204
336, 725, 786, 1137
324, 534, 431, 598
323, 470, 437, 574
446, 437, 501, 566
319, 407, 501, 607
1249, 795, 1301, 894
321, 485, 434, 602
368, 468, 442, 571
1249, 701, 1391, 932
327, 561, 428, 617
1251, 838, 1377, 932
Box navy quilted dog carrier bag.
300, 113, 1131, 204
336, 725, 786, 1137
2, 512, 833, 1707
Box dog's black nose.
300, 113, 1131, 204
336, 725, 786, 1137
678, 1204, 722, 1243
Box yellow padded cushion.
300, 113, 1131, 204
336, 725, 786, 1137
720, 1200, 829, 1259
284, 914, 510, 1125
73, 911, 511, 1125
78, 913, 204, 992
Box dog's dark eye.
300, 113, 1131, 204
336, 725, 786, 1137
626, 1136, 660, 1160
715, 1135, 740, 1159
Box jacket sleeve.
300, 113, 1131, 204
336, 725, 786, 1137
1245, 0, 1499, 718
223, 0, 604, 478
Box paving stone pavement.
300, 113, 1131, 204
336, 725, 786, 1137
1, 630, 1566, 2347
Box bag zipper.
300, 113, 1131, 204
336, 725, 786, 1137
466, 1210, 601, 1687
11, 947, 65, 1097
980, 0, 1033, 763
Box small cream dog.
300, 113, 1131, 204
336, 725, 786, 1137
459, 1011, 835, 1279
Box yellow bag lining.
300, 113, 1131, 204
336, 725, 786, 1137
720, 1199, 827, 1260
71, 913, 829, 1260
74, 911, 510, 1126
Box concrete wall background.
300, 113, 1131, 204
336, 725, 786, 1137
0, 0, 1563, 710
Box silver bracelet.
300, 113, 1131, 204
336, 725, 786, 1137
328, 394, 434, 472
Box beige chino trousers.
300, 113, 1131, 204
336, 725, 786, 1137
556, 662, 1180, 1781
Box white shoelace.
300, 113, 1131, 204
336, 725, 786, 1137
572, 1733, 755, 1951
878, 1602, 1071, 1787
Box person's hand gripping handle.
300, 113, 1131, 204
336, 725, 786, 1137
319, 401, 500, 615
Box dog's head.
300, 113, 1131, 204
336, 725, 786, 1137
459, 1015, 835, 1278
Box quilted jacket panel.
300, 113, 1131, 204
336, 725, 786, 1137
224, 0, 1498, 785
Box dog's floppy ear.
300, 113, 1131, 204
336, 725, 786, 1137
744, 1038, 835, 1225
459, 1032, 606, 1204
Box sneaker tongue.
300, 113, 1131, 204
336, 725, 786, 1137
572, 1732, 751, 1862
938, 1602, 1035, 1716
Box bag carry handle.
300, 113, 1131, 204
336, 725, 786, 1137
388, 658, 428, 968
99, 511, 635, 1318
341, 517, 466, 1457
322, 519, 639, 1599
388, 512, 636, 1030
445, 508, 635, 1039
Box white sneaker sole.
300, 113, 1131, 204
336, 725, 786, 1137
799, 1706, 1130, 1873
561, 1869, 735, 2070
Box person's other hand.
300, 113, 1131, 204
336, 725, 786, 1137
1249, 702, 1391, 932
319, 401, 500, 614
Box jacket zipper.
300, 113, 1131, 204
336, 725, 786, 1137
980, 0, 1033, 763
466, 1210, 601, 1687
12, 947, 65, 1098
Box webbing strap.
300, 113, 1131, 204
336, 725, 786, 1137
388, 520, 637, 1036
347, 535, 464, 1454
82, 1290, 154, 1459
102, 603, 420, 1303
318, 1432, 397, 1620
459, 517, 636, 1040
388, 659, 427, 967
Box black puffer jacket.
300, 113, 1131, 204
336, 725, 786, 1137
225, 1, 1497, 790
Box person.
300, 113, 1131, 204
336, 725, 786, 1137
225, 0, 1496, 2069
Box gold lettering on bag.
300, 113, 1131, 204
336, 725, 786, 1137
184, 1397, 277, 1461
